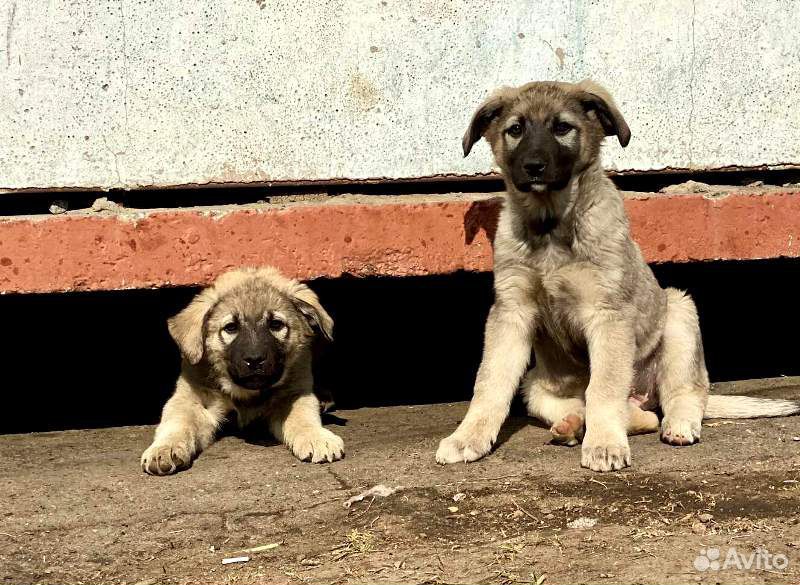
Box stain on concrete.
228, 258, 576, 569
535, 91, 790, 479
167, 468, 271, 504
555, 46, 565, 69
349, 73, 379, 111
5, 1, 16, 68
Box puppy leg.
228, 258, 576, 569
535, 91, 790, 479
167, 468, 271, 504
576, 400, 658, 439
627, 399, 660, 435
270, 392, 344, 463
523, 372, 657, 445
521, 369, 586, 446
580, 319, 634, 472
551, 403, 659, 443
141, 379, 228, 475
436, 301, 535, 464
657, 289, 709, 446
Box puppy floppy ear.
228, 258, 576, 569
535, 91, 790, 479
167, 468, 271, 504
576, 80, 631, 147
290, 285, 334, 342
167, 288, 218, 365
462, 90, 510, 157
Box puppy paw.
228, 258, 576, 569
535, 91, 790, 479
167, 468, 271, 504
550, 413, 584, 447
435, 430, 494, 464
581, 429, 630, 472
289, 428, 344, 463
661, 416, 701, 446
141, 442, 193, 476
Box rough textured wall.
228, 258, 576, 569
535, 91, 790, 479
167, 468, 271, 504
1, 0, 798, 191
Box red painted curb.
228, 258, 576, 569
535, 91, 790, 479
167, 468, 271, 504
1, 190, 799, 294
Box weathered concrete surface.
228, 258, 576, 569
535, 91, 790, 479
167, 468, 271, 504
1, 379, 800, 584
2, 187, 800, 294
1, 1, 799, 192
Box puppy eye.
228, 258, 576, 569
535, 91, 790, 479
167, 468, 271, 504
553, 121, 573, 136
222, 322, 239, 335
506, 123, 523, 138
268, 318, 286, 332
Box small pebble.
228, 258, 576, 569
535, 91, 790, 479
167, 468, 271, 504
49, 200, 68, 214
448, 506, 459, 513
567, 517, 598, 529
691, 521, 707, 534
90, 196, 123, 212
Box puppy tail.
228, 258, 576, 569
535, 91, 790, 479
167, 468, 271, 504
704, 395, 800, 419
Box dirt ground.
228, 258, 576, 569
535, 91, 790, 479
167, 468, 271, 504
2, 379, 800, 585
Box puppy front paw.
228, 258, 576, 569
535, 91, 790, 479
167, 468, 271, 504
141, 442, 193, 476
289, 427, 344, 463
435, 429, 494, 464
581, 428, 630, 472
661, 416, 701, 446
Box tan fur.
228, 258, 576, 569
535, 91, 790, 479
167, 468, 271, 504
141, 267, 343, 475
442, 80, 798, 470
438, 80, 708, 472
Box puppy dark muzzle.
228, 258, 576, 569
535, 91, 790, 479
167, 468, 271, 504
229, 354, 285, 390
228, 328, 286, 391
523, 160, 547, 179
509, 123, 574, 193
230, 368, 284, 391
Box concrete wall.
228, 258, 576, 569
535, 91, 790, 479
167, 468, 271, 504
1, 0, 798, 192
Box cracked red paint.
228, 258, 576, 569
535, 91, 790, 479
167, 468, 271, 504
1, 190, 799, 294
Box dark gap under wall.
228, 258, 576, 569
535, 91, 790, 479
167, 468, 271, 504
1, 258, 798, 434
2, 166, 800, 217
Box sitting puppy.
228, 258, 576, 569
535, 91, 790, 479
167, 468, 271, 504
436, 80, 799, 472
141, 267, 344, 475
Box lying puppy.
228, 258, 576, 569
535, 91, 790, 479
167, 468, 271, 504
141, 267, 344, 475
437, 79, 799, 471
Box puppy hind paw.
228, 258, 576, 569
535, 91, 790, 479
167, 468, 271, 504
549, 413, 584, 447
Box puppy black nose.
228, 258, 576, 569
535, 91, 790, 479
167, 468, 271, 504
524, 160, 547, 177
244, 356, 265, 370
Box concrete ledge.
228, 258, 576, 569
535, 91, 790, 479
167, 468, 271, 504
2, 188, 800, 294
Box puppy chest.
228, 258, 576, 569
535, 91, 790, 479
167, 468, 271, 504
539, 269, 597, 305
533, 268, 600, 351
535, 298, 586, 358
